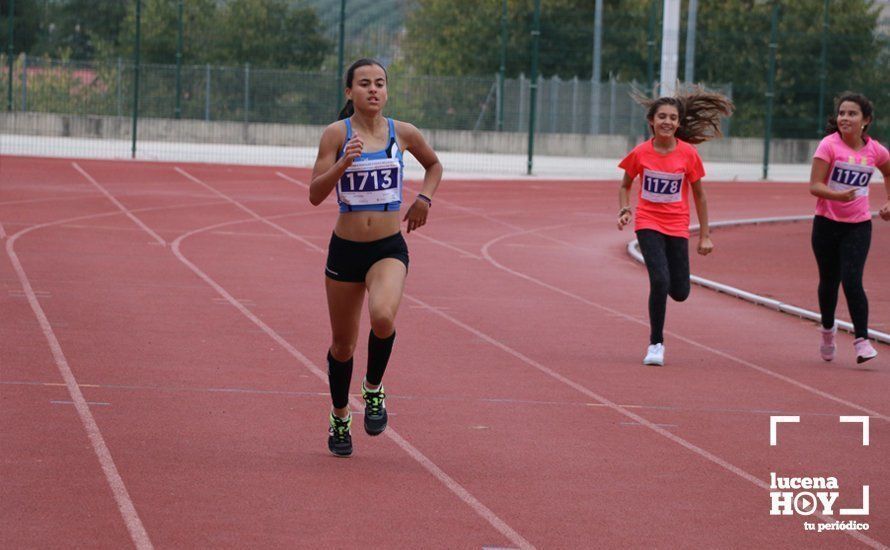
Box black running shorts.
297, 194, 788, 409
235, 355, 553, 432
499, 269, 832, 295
325, 232, 409, 283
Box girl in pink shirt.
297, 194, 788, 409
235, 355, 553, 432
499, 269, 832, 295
617, 89, 733, 366
809, 92, 890, 364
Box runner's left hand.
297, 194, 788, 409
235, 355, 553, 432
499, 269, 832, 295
403, 199, 430, 233
697, 236, 714, 256
880, 201, 890, 221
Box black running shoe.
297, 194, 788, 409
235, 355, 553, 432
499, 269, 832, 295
327, 413, 352, 457
362, 382, 388, 436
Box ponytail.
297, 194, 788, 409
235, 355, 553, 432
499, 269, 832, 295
338, 100, 354, 120
634, 86, 734, 144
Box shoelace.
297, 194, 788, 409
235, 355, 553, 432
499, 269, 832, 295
364, 390, 385, 415
331, 418, 350, 442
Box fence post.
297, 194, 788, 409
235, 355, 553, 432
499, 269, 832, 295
647, 0, 657, 95
763, 1, 779, 179
609, 75, 617, 134
518, 72, 526, 132
549, 76, 559, 133
337, 0, 345, 115
496, 71, 503, 132
498, 0, 507, 131
116, 57, 123, 117
131, 0, 142, 159
591, 0, 603, 134
244, 63, 250, 124
6, 0, 14, 111
175, 0, 183, 118
817, 0, 829, 135
205, 64, 211, 121
628, 81, 637, 136
526, 0, 541, 175
20, 52, 26, 111
571, 76, 578, 133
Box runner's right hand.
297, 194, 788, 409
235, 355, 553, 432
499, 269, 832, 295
341, 133, 363, 167
617, 211, 632, 230
834, 189, 857, 202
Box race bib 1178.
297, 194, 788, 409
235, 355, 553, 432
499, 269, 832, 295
641, 169, 683, 203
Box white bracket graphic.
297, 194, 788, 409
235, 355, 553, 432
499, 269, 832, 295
770, 416, 800, 446
839, 416, 870, 446
840, 485, 870, 515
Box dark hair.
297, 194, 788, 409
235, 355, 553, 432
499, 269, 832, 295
634, 87, 734, 144
825, 91, 874, 137
338, 58, 388, 120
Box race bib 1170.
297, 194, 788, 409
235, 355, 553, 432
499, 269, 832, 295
828, 160, 873, 197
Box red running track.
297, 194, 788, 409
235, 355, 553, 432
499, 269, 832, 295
1, 156, 888, 548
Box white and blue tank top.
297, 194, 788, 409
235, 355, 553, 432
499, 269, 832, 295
336, 118, 404, 212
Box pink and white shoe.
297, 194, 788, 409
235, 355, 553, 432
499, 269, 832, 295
854, 338, 878, 364
819, 325, 837, 362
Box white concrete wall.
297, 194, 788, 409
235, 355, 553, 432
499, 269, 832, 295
0, 111, 819, 164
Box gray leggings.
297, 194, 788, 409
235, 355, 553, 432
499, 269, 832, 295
637, 229, 691, 345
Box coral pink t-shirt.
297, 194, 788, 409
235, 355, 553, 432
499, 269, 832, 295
813, 132, 889, 223
619, 138, 705, 238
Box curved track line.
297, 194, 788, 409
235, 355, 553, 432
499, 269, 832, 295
5, 199, 233, 549
0, 194, 97, 207
177, 169, 885, 548
627, 215, 890, 344
3, 198, 236, 550
72, 162, 166, 246
475, 223, 885, 548
168, 170, 534, 550
482, 222, 889, 421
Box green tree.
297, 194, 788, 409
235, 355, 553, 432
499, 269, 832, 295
28, 0, 129, 59
1, 0, 43, 54
403, 0, 653, 80
693, 0, 886, 138
211, 0, 330, 69
113, 0, 217, 64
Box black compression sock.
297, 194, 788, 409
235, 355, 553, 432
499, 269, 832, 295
327, 351, 353, 409
366, 330, 395, 387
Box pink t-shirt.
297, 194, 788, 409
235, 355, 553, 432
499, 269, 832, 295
813, 132, 889, 223
618, 139, 705, 238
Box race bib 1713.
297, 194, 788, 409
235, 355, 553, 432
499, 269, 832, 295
338, 158, 401, 206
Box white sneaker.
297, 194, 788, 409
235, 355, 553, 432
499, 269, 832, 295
644, 343, 665, 366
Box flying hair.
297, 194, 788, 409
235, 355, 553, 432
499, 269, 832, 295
632, 86, 734, 144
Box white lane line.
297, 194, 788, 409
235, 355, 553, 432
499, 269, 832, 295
175, 167, 320, 252
5, 199, 234, 548
6, 222, 154, 550
480, 222, 889, 422
274, 171, 309, 189
71, 162, 166, 246
168, 200, 534, 550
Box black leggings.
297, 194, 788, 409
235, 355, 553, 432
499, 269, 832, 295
637, 229, 691, 345
811, 215, 872, 339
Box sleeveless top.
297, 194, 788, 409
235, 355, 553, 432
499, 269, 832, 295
336, 117, 404, 212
